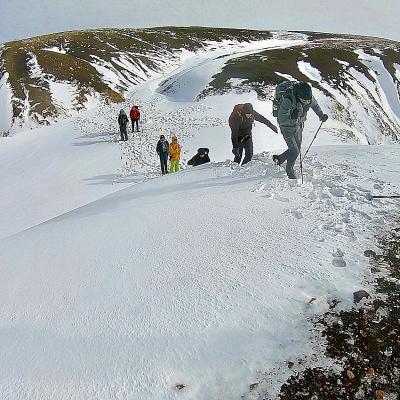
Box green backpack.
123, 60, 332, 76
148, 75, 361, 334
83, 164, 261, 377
272, 81, 296, 117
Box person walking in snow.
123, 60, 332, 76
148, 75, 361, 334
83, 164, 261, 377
118, 109, 129, 141
187, 148, 210, 167
156, 134, 169, 175
130, 105, 141, 132
229, 103, 278, 165
168, 136, 181, 173
273, 82, 328, 179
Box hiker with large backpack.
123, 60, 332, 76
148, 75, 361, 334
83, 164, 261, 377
130, 105, 141, 132
272, 82, 328, 179
229, 103, 278, 165
118, 109, 129, 141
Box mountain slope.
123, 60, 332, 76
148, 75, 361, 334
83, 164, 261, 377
1, 28, 399, 143
1, 27, 400, 400
195, 33, 400, 143
1, 144, 399, 400
0, 27, 273, 134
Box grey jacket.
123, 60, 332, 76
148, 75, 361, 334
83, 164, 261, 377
277, 93, 323, 127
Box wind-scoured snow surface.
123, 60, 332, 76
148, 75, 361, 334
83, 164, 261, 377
1, 40, 400, 400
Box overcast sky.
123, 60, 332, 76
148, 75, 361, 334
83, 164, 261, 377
1, 0, 399, 43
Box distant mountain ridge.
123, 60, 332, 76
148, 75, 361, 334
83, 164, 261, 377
0, 27, 273, 134
1, 27, 399, 143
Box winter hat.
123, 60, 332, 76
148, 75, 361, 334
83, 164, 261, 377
160, 134, 165, 139
242, 103, 253, 114
295, 82, 312, 100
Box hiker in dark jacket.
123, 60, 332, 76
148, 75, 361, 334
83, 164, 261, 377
130, 105, 141, 132
273, 82, 328, 179
187, 148, 210, 167
118, 109, 129, 141
156, 135, 169, 175
229, 103, 278, 165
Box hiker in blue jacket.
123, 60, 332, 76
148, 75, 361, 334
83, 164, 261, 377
156, 135, 169, 175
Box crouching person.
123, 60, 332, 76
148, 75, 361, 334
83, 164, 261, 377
188, 148, 210, 167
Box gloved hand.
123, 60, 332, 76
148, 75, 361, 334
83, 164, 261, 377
232, 148, 240, 157
290, 108, 299, 119
169, 156, 172, 161
320, 114, 328, 122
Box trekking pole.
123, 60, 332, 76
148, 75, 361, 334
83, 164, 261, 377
301, 122, 324, 163
372, 195, 400, 198
366, 194, 400, 200
299, 145, 304, 184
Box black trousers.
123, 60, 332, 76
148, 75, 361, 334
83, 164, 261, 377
159, 153, 168, 175
234, 136, 253, 165
131, 119, 139, 132
120, 124, 128, 141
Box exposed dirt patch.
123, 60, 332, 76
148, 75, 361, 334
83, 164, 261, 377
275, 227, 400, 400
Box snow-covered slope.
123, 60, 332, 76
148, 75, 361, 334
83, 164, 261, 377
1, 28, 399, 143
1, 144, 399, 400
0, 27, 273, 134
1, 32, 400, 400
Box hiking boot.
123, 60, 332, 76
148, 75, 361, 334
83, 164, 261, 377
272, 154, 281, 165
287, 173, 297, 179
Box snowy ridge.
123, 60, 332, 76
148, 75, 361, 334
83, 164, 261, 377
156, 38, 306, 101
0, 27, 275, 134
1, 28, 400, 400
1, 27, 399, 142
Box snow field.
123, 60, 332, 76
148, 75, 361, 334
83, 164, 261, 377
1, 38, 400, 400
1, 146, 399, 400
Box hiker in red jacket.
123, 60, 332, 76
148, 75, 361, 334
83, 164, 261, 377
229, 103, 278, 165
130, 105, 141, 132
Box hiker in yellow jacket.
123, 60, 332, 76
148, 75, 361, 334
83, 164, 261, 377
169, 136, 181, 173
